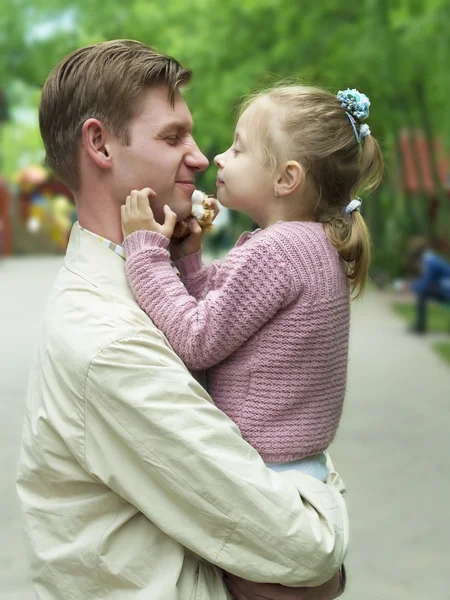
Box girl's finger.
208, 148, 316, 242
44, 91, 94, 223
188, 219, 202, 235
140, 187, 157, 198
137, 190, 154, 218
163, 204, 178, 233
129, 189, 139, 214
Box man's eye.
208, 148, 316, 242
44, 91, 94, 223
166, 136, 181, 145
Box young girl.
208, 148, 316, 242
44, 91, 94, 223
121, 85, 383, 480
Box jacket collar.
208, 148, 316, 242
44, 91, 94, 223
64, 223, 135, 303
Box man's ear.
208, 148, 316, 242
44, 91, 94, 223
275, 161, 304, 197
81, 119, 112, 170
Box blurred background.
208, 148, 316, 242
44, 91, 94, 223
1, 1, 449, 599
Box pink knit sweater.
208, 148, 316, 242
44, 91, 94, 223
124, 221, 350, 462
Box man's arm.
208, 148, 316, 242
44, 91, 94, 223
81, 330, 348, 587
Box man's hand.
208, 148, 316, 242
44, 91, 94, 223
121, 188, 177, 240
223, 571, 340, 600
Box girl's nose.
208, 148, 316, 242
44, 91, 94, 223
214, 153, 225, 168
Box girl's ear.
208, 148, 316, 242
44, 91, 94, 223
81, 118, 112, 170
274, 161, 304, 197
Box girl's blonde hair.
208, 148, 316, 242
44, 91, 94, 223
240, 85, 384, 298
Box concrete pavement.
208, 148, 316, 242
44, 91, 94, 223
332, 291, 450, 599
1, 257, 63, 600
1, 256, 449, 599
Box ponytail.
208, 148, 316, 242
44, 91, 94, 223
326, 212, 371, 299
326, 133, 383, 299
355, 134, 384, 193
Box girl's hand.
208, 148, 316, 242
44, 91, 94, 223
121, 188, 177, 240
169, 218, 203, 261
169, 196, 220, 261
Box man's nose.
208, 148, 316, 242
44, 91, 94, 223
185, 140, 209, 172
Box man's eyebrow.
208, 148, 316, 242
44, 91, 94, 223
158, 120, 193, 134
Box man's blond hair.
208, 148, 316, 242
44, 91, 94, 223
39, 40, 192, 191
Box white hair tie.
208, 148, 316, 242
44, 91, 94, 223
343, 198, 362, 216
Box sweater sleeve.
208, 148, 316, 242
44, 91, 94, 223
173, 251, 220, 301
124, 230, 297, 370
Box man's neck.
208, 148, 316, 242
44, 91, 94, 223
75, 194, 123, 246
77, 215, 123, 246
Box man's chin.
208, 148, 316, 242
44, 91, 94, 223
163, 188, 194, 222
172, 202, 193, 223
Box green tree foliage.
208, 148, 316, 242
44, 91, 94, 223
1, 0, 449, 269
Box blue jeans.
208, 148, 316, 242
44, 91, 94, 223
416, 284, 447, 332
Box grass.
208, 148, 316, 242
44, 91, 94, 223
393, 301, 450, 365
434, 342, 450, 363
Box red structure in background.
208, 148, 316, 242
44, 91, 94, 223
399, 129, 449, 193
0, 178, 12, 256
17, 170, 74, 224
0, 87, 10, 255
399, 129, 450, 219
0, 168, 75, 256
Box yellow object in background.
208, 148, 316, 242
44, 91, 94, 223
49, 195, 73, 248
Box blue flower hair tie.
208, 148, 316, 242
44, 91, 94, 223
337, 88, 371, 143
337, 89, 370, 120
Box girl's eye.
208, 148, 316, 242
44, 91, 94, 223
231, 147, 240, 157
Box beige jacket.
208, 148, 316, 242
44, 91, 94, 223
17, 224, 348, 600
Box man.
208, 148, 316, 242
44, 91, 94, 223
407, 236, 450, 334
17, 40, 347, 599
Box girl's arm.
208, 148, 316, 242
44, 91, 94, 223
124, 230, 297, 371
173, 251, 220, 301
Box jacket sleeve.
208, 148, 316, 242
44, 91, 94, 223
173, 250, 221, 301
83, 332, 348, 586
124, 230, 297, 370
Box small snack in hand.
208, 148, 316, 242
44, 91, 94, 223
173, 190, 216, 240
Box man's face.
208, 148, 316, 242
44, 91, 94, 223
110, 85, 209, 223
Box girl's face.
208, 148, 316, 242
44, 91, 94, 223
214, 104, 275, 224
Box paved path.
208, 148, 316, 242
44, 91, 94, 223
333, 291, 450, 599
1, 257, 64, 600
1, 257, 449, 599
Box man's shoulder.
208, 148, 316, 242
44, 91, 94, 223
45, 263, 170, 366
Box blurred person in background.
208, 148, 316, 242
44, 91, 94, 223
407, 236, 450, 334
16, 40, 347, 600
